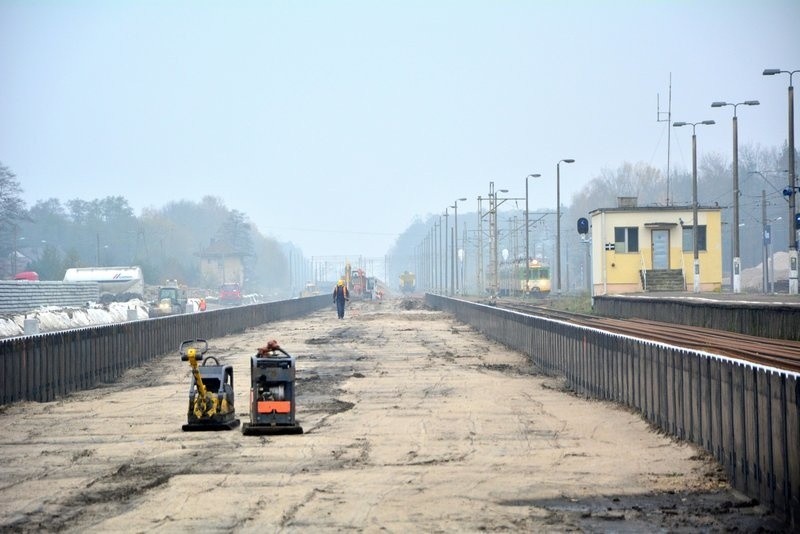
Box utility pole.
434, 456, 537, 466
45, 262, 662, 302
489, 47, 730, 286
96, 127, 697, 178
657, 73, 673, 205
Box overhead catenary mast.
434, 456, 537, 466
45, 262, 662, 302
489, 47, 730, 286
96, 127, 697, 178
657, 73, 673, 206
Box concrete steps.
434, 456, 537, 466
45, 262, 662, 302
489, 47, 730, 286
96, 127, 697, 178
641, 269, 685, 291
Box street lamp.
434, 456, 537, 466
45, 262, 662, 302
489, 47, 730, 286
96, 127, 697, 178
673, 120, 715, 293
426, 227, 433, 291
763, 67, 799, 294
451, 197, 467, 295
711, 100, 760, 293
440, 208, 450, 294
556, 159, 575, 294
437, 216, 443, 292
525, 173, 541, 295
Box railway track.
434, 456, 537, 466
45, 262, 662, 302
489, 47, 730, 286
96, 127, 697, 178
496, 300, 800, 374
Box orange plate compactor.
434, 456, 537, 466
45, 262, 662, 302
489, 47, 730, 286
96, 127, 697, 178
242, 340, 303, 436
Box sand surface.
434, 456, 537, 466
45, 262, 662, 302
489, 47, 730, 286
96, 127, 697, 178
0, 298, 781, 532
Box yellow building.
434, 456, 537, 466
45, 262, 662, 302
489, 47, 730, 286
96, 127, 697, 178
589, 199, 722, 295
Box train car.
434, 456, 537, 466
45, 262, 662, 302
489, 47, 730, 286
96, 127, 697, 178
499, 259, 551, 296
526, 261, 551, 295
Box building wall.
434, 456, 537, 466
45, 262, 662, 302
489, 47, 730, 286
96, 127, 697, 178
591, 208, 722, 295
200, 257, 244, 286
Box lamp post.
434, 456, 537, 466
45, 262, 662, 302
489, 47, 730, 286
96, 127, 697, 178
525, 173, 541, 295
426, 229, 432, 291
763, 68, 799, 294
432, 224, 436, 291
437, 216, 443, 292
673, 120, 715, 293
711, 100, 759, 293
443, 208, 450, 294
556, 159, 575, 294
452, 197, 467, 295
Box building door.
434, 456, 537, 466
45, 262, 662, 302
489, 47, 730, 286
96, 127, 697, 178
652, 229, 670, 270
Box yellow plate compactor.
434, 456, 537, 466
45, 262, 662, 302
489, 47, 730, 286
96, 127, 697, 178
180, 339, 240, 431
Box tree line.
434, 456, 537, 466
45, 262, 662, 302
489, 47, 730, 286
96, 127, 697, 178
0, 162, 294, 295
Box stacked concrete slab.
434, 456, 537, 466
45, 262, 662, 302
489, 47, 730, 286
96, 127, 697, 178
0, 281, 100, 313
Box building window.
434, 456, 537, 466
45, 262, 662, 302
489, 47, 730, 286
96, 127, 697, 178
682, 226, 707, 252
614, 227, 639, 253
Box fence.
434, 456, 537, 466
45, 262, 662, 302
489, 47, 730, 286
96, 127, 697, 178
1, 295, 329, 405
426, 294, 799, 526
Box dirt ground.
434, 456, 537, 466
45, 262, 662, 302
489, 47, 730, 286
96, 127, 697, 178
0, 298, 785, 532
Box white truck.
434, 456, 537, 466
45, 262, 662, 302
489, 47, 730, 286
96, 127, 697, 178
63, 266, 145, 301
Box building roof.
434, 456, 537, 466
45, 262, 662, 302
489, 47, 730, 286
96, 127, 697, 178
589, 204, 722, 215
198, 240, 245, 259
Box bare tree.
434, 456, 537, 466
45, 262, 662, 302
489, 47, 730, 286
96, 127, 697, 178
0, 162, 28, 276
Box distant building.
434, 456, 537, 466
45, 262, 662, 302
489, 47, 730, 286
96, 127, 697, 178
589, 197, 722, 295
198, 240, 245, 287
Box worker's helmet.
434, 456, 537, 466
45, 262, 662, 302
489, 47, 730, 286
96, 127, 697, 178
337, 280, 344, 286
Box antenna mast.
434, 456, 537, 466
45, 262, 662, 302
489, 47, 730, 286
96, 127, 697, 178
657, 73, 673, 205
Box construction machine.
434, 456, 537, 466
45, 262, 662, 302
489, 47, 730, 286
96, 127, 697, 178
150, 280, 188, 317
180, 339, 240, 431
399, 271, 416, 293
242, 340, 303, 436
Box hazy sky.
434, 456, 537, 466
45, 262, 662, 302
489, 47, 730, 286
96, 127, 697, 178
1, 1, 798, 258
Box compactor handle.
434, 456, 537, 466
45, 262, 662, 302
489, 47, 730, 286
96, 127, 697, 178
256, 339, 292, 358
179, 338, 209, 361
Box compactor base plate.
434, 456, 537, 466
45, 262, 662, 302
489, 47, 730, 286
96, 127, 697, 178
182, 419, 241, 432
242, 422, 303, 436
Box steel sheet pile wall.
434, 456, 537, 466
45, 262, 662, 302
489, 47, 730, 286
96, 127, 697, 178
426, 294, 800, 525
1, 295, 329, 405
594, 295, 800, 342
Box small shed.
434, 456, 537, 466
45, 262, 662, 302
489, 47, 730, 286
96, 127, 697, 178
589, 198, 722, 295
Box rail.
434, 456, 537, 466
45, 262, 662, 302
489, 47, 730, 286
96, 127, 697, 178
1, 295, 330, 405
496, 300, 800, 373
425, 293, 800, 525
594, 294, 800, 342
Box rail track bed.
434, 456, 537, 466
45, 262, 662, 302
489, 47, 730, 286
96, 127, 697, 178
496, 300, 800, 373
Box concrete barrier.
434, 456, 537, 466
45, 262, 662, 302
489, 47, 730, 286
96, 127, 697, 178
23, 318, 39, 335
426, 293, 799, 526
